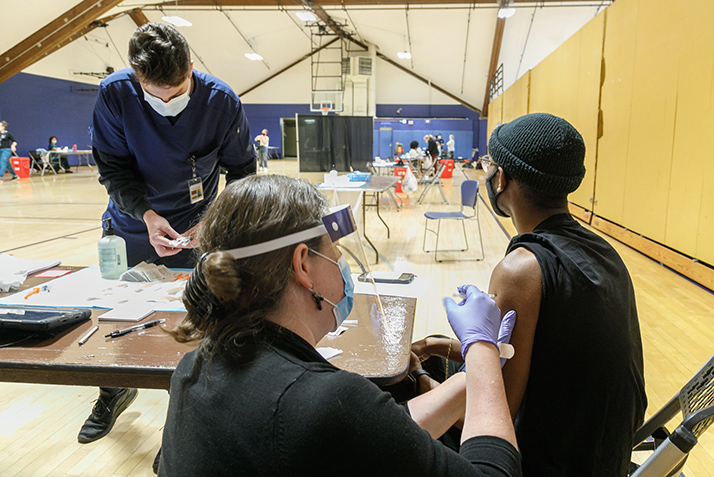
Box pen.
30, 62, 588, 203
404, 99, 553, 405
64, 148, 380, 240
105, 319, 166, 338
78, 325, 99, 346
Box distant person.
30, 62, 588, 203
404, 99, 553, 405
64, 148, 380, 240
254, 129, 269, 172
424, 135, 439, 172
447, 134, 455, 159
0, 121, 19, 182
408, 140, 421, 157
48, 136, 73, 173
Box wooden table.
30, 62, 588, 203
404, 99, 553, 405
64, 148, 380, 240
0, 269, 415, 389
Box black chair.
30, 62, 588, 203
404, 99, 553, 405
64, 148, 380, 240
629, 354, 714, 476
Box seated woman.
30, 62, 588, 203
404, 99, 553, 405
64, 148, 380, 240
47, 136, 72, 173
158, 175, 520, 476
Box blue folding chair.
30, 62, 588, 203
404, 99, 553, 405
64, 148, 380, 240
422, 179, 484, 262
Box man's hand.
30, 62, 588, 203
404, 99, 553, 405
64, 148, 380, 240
143, 210, 182, 257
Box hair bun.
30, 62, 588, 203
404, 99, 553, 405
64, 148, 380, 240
203, 251, 242, 302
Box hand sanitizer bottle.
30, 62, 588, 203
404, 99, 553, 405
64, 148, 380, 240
98, 218, 127, 279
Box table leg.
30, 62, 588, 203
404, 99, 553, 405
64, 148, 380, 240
362, 191, 379, 263
375, 192, 390, 238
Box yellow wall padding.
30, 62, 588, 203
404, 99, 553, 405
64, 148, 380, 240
667, 1, 714, 262
502, 71, 530, 124
594, 0, 638, 225
529, 11, 605, 211
491, 0, 714, 267
486, 94, 503, 148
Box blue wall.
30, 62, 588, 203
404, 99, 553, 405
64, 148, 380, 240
0, 73, 489, 161
374, 118, 473, 160
0, 73, 96, 163
241, 103, 313, 155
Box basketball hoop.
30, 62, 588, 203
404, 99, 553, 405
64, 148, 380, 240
320, 106, 329, 116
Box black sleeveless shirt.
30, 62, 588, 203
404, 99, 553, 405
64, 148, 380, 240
507, 214, 646, 476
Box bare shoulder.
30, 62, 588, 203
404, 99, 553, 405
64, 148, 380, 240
491, 247, 541, 296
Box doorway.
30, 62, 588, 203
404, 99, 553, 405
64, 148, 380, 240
281, 118, 297, 157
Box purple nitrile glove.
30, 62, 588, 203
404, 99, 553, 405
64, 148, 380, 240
443, 284, 502, 359
497, 310, 517, 367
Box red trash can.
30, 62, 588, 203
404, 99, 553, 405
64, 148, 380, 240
439, 159, 454, 178
11, 157, 31, 178
394, 167, 407, 193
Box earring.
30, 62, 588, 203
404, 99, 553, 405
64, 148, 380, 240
310, 288, 324, 310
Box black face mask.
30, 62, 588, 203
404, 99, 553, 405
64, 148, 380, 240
486, 167, 510, 217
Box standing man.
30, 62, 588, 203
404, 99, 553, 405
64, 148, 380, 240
0, 121, 19, 181
80, 22, 255, 445
446, 134, 455, 159
412, 113, 646, 475
254, 128, 269, 172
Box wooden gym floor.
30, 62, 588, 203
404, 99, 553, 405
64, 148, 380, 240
0, 160, 712, 476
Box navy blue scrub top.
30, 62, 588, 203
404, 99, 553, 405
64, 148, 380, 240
92, 68, 254, 256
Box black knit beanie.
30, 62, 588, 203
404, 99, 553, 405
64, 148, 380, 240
488, 113, 586, 194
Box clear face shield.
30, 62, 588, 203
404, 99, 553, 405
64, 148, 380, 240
184, 205, 385, 327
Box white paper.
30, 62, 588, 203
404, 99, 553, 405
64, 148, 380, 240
316, 347, 343, 360
352, 273, 434, 299
317, 181, 366, 189
327, 325, 348, 337
98, 304, 156, 322
0, 254, 61, 291
0, 267, 188, 312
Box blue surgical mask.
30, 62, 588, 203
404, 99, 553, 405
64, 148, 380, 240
310, 250, 354, 330
143, 85, 191, 117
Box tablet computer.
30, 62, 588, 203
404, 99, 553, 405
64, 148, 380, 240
0, 305, 91, 334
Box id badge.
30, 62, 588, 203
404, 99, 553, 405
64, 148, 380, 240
188, 176, 204, 204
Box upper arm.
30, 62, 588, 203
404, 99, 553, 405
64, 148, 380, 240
92, 84, 129, 156
218, 101, 254, 174
489, 247, 542, 420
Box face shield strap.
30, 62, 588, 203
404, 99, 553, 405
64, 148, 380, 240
223, 224, 328, 260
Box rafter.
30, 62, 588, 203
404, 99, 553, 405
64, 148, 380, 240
128, 8, 151, 27
483, 1, 507, 116
0, 0, 124, 84
152, 0, 604, 6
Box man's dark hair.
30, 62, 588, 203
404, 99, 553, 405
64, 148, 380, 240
409, 140, 419, 149
518, 181, 569, 209
128, 23, 191, 87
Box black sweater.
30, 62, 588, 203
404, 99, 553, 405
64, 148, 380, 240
159, 323, 521, 476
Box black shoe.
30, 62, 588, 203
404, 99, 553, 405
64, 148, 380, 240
152, 447, 162, 474
77, 388, 138, 443
64, 168, 73, 173
10, 175, 18, 181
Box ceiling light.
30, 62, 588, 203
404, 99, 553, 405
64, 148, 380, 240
245, 53, 264, 61
296, 11, 317, 22
397, 51, 412, 59
162, 16, 192, 27
497, 7, 516, 19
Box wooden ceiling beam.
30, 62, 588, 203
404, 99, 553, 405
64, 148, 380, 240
128, 8, 151, 27
152, 0, 605, 6
482, 1, 507, 116
0, 0, 124, 84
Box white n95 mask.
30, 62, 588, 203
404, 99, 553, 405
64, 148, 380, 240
143, 87, 191, 117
